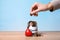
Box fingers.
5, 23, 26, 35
33, 13, 38, 16
31, 9, 40, 14
30, 3, 37, 14
30, 3, 39, 16
30, 9, 39, 16
30, 13, 38, 16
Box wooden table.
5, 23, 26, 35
0, 31, 60, 40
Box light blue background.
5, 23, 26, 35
0, 0, 60, 31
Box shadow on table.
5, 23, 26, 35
25, 32, 44, 37
25, 32, 45, 40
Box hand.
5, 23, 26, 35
30, 2, 49, 16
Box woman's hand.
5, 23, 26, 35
30, 2, 50, 16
